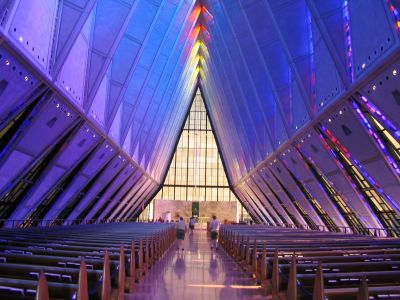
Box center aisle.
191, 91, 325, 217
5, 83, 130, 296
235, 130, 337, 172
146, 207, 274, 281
126, 229, 266, 300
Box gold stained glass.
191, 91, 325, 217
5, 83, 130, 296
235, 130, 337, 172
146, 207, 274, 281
157, 89, 235, 202
139, 89, 251, 222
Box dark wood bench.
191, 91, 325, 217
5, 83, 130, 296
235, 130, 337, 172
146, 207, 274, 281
220, 224, 400, 299
0, 222, 176, 299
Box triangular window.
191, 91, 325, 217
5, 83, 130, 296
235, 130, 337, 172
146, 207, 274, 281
139, 89, 250, 222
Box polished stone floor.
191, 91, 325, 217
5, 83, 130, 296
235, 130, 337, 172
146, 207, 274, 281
126, 229, 265, 300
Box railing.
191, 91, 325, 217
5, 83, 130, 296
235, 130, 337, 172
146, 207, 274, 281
0, 218, 128, 229
1, 218, 398, 237
241, 222, 400, 238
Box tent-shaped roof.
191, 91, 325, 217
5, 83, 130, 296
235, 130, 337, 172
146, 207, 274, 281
0, 0, 400, 228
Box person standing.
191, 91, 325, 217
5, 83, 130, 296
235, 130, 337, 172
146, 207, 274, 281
189, 217, 196, 235
210, 215, 220, 250
176, 217, 187, 251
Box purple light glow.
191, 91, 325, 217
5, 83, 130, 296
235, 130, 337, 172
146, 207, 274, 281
343, 0, 354, 81
353, 95, 400, 176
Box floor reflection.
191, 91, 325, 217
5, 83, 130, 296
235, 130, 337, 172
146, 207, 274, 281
126, 229, 263, 300
209, 252, 218, 281
174, 252, 186, 280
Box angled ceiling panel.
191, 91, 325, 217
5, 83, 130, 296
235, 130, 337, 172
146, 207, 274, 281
7, 124, 101, 222
108, 102, 122, 143
311, 16, 344, 111
90, 1, 132, 53
57, 10, 94, 107
8, 0, 58, 70
1, 0, 400, 226
88, 65, 109, 127
84, 0, 138, 108
51, 0, 95, 76
312, 0, 347, 73
349, 0, 396, 79
120, 2, 180, 140
0, 47, 41, 118
53, 1, 89, 60
85, 163, 136, 220
268, 0, 313, 103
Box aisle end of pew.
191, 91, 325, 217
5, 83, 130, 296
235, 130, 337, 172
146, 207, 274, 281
252, 239, 258, 275
145, 239, 150, 273
357, 276, 368, 300
312, 262, 324, 300
78, 257, 89, 300
287, 252, 297, 300
261, 241, 267, 282
129, 241, 136, 293
245, 237, 250, 267
272, 248, 280, 297
102, 251, 111, 300
36, 271, 49, 300
138, 239, 143, 281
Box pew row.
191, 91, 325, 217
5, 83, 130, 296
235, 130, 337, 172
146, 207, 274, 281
0, 222, 176, 299
219, 225, 400, 300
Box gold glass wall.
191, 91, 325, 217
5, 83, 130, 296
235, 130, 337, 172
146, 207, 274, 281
139, 89, 251, 221
156, 90, 236, 202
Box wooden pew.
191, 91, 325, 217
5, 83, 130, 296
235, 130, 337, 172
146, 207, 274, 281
0, 222, 174, 299
221, 224, 400, 300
